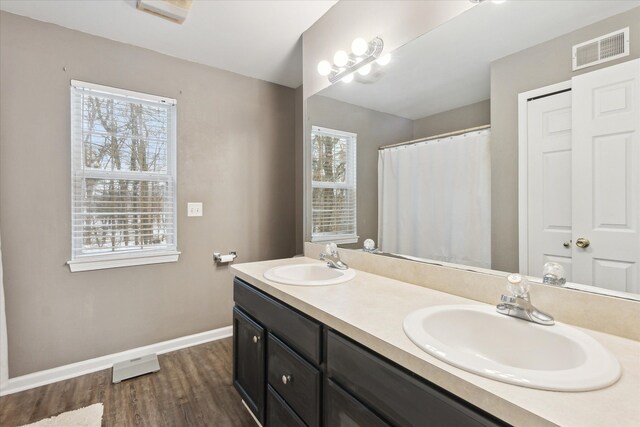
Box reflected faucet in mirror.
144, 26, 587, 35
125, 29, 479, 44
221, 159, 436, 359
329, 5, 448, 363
542, 262, 566, 287
363, 238, 377, 253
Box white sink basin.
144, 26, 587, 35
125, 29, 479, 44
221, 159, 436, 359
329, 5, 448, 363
403, 305, 621, 391
264, 263, 356, 286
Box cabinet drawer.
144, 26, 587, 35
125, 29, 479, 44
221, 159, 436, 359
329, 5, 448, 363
326, 331, 506, 427
268, 334, 321, 427
325, 379, 389, 427
267, 385, 306, 427
234, 278, 322, 364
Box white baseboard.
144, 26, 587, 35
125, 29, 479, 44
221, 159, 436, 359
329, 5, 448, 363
0, 325, 232, 396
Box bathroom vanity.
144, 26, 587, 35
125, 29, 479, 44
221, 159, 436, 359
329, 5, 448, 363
231, 255, 640, 427
233, 277, 504, 427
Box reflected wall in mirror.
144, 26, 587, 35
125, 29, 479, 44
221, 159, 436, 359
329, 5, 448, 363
305, 1, 640, 299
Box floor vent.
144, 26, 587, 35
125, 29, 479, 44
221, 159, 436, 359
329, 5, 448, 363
112, 353, 160, 383
572, 28, 629, 71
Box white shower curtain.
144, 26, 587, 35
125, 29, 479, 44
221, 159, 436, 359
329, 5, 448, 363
378, 129, 491, 268
0, 234, 7, 386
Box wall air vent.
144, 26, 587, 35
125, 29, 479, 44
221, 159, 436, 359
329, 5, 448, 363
137, 0, 192, 24
573, 28, 629, 71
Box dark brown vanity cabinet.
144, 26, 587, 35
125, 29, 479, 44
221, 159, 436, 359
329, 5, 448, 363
233, 278, 322, 426
233, 278, 508, 427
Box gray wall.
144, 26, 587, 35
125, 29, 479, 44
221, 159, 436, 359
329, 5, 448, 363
307, 96, 413, 248
490, 6, 640, 273
0, 12, 296, 377
413, 99, 490, 140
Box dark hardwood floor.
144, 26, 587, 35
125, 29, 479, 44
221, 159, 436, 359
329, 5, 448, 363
0, 337, 256, 427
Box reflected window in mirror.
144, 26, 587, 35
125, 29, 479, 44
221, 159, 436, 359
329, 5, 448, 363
310, 126, 357, 244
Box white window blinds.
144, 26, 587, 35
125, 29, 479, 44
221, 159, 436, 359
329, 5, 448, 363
70, 81, 177, 264
311, 126, 357, 243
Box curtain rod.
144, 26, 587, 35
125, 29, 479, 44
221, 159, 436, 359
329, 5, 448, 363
378, 124, 491, 151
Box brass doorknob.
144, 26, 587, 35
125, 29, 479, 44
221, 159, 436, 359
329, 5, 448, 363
576, 238, 590, 249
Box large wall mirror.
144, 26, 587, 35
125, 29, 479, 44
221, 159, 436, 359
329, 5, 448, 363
305, 0, 640, 300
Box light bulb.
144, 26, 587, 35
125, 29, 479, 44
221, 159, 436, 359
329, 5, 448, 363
317, 60, 332, 76
351, 37, 368, 56
341, 73, 354, 83
376, 53, 391, 66
333, 50, 349, 67
357, 63, 371, 76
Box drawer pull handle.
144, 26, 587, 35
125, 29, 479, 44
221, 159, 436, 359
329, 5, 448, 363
252, 335, 260, 343
281, 374, 292, 385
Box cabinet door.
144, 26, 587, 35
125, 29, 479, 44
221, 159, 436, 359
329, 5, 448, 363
233, 307, 265, 424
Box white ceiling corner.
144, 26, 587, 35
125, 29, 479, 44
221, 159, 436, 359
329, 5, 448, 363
0, 0, 338, 88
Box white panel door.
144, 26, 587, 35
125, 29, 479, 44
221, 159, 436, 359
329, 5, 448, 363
527, 91, 573, 280
572, 58, 640, 292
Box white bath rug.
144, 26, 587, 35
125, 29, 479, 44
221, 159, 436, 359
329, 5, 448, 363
19, 403, 103, 427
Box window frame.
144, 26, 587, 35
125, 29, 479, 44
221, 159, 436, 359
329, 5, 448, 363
67, 80, 179, 272
310, 125, 358, 244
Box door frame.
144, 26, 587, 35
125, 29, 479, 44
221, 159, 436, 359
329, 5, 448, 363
517, 80, 572, 275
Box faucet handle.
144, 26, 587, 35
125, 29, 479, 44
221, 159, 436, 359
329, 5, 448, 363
325, 242, 338, 256
542, 262, 566, 286
506, 273, 529, 298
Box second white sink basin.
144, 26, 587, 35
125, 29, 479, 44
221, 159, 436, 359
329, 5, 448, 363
264, 263, 356, 286
403, 305, 621, 391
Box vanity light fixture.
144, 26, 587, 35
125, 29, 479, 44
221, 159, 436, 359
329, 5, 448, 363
351, 37, 369, 56
376, 53, 391, 66
333, 50, 349, 67
357, 63, 372, 76
317, 36, 386, 84
341, 73, 354, 83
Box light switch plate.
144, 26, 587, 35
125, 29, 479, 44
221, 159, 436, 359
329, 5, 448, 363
187, 202, 203, 217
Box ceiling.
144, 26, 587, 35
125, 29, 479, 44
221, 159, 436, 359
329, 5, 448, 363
0, 0, 337, 88
319, 1, 640, 120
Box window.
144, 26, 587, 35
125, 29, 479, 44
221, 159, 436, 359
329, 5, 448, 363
311, 126, 357, 244
67, 81, 178, 272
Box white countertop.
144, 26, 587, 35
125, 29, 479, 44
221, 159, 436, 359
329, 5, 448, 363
231, 257, 640, 427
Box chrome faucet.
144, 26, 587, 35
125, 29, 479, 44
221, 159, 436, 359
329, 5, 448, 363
542, 261, 566, 286
320, 243, 349, 270
496, 274, 554, 326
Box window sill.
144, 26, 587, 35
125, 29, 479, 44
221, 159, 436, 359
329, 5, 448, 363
311, 235, 359, 245
67, 251, 180, 272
